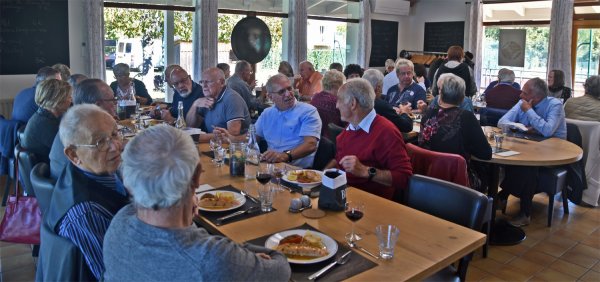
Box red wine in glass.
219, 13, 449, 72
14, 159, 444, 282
256, 173, 272, 185
345, 209, 364, 222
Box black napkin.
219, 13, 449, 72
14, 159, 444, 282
195, 185, 275, 226
245, 223, 378, 282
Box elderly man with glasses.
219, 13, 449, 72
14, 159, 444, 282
161, 67, 205, 123
254, 74, 321, 168
46, 104, 129, 281
110, 63, 153, 105
103, 125, 291, 281
186, 67, 250, 142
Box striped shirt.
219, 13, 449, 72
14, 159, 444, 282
57, 170, 127, 280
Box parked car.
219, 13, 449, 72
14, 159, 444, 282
105, 52, 116, 69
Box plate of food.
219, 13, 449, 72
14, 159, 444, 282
196, 191, 246, 212
282, 170, 323, 188
265, 229, 338, 264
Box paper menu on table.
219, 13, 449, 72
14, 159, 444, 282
495, 150, 520, 157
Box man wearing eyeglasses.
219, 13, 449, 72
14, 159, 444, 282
254, 74, 321, 168
45, 104, 129, 281
49, 79, 119, 179
161, 67, 205, 123
226, 60, 265, 114
186, 68, 250, 142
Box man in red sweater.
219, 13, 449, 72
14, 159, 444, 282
331, 78, 413, 200
485, 68, 521, 110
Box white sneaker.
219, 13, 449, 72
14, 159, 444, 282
509, 214, 531, 227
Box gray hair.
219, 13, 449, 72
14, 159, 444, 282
528, 77, 549, 98
122, 125, 199, 210
235, 60, 251, 74
73, 79, 107, 105
52, 63, 71, 81
299, 61, 315, 71
438, 73, 465, 106
68, 74, 88, 87
584, 75, 600, 98
265, 74, 289, 94
59, 104, 109, 148
35, 79, 72, 110
322, 70, 345, 91
338, 78, 375, 111
35, 66, 60, 84
395, 58, 414, 72
362, 69, 384, 90
497, 68, 515, 83
112, 63, 130, 77
385, 59, 395, 69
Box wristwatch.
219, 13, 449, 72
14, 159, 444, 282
368, 167, 377, 181
284, 150, 293, 163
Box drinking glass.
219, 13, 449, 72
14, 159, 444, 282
375, 225, 400, 259
214, 147, 227, 167
267, 163, 287, 192
209, 135, 222, 163
256, 164, 274, 212
345, 201, 365, 242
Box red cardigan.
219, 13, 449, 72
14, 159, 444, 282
335, 115, 413, 200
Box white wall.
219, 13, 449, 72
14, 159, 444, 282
0, 0, 86, 100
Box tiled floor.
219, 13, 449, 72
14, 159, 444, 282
0, 175, 598, 281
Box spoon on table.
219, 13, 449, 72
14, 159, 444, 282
347, 241, 380, 260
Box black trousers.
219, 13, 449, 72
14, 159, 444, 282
499, 165, 539, 216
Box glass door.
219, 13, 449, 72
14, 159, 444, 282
573, 28, 599, 97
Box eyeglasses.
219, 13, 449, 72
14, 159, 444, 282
397, 71, 413, 77
172, 75, 191, 87
199, 79, 218, 85
270, 86, 293, 96
71, 131, 123, 152
100, 97, 118, 103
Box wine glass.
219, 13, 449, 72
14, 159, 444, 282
268, 163, 287, 192
256, 164, 272, 187
209, 135, 222, 163
345, 201, 365, 242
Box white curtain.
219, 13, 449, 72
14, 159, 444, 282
468, 0, 483, 91
192, 0, 218, 81
84, 0, 106, 80
547, 0, 574, 88
358, 0, 372, 68
286, 0, 307, 72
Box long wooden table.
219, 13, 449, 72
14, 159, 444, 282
195, 144, 486, 281
474, 129, 583, 245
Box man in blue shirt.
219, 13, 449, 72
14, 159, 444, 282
497, 77, 567, 226
385, 59, 426, 109
255, 74, 322, 168
11, 67, 61, 123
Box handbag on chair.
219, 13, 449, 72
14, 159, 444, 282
0, 147, 41, 244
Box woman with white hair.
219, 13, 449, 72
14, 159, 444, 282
103, 125, 291, 281
21, 78, 72, 163
310, 69, 346, 139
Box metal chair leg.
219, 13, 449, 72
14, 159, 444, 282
2, 177, 11, 206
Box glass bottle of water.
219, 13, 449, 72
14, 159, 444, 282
245, 124, 261, 179
175, 101, 187, 129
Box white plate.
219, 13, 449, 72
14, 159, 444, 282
282, 170, 323, 188
196, 190, 246, 212
265, 229, 338, 264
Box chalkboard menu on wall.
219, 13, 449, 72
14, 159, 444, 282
0, 0, 70, 75
369, 20, 398, 67
423, 21, 464, 53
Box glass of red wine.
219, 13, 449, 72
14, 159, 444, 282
345, 201, 365, 242
256, 164, 272, 187
256, 164, 274, 211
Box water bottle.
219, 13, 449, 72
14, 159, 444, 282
245, 124, 261, 179
175, 101, 187, 129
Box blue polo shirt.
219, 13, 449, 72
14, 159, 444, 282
385, 82, 427, 109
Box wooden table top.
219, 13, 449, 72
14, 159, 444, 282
195, 144, 486, 281
476, 127, 583, 166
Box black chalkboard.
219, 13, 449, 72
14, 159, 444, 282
423, 22, 464, 53
0, 0, 70, 75
369, 20, 398, 67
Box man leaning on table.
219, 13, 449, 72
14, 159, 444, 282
497, 77, 567, 226
186, 67, 250, 142
329, 78, 413, 201
161, 67, 205, 123
103, 125, 291, 281
255, 74, 322, 168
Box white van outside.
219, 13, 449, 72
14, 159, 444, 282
115, 38, 144, 71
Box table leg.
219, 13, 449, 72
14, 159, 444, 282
487, 163, 526, 246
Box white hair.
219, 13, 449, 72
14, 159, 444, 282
362, 69, 384, 90
339, 78, 375, 111
59, 104, 109, 147
121, 125, 199, 209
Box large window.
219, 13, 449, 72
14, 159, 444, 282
481, 26, 549, 89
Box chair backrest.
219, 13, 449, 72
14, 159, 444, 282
0, 118, 22, 176
406, 174, 488, 230
312, 137, 335, 170
30, 163, 55, 216
405, 143, 469, 187
14, 143, 39, 196
36, 223, 94, 282
327, 123, 344, 145
479, 107, 508, 127
566, 118, 600, 206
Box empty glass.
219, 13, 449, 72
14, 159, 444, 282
214, 147, 227, 167
375, 225, 400, 260
268, 163, 287, 192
